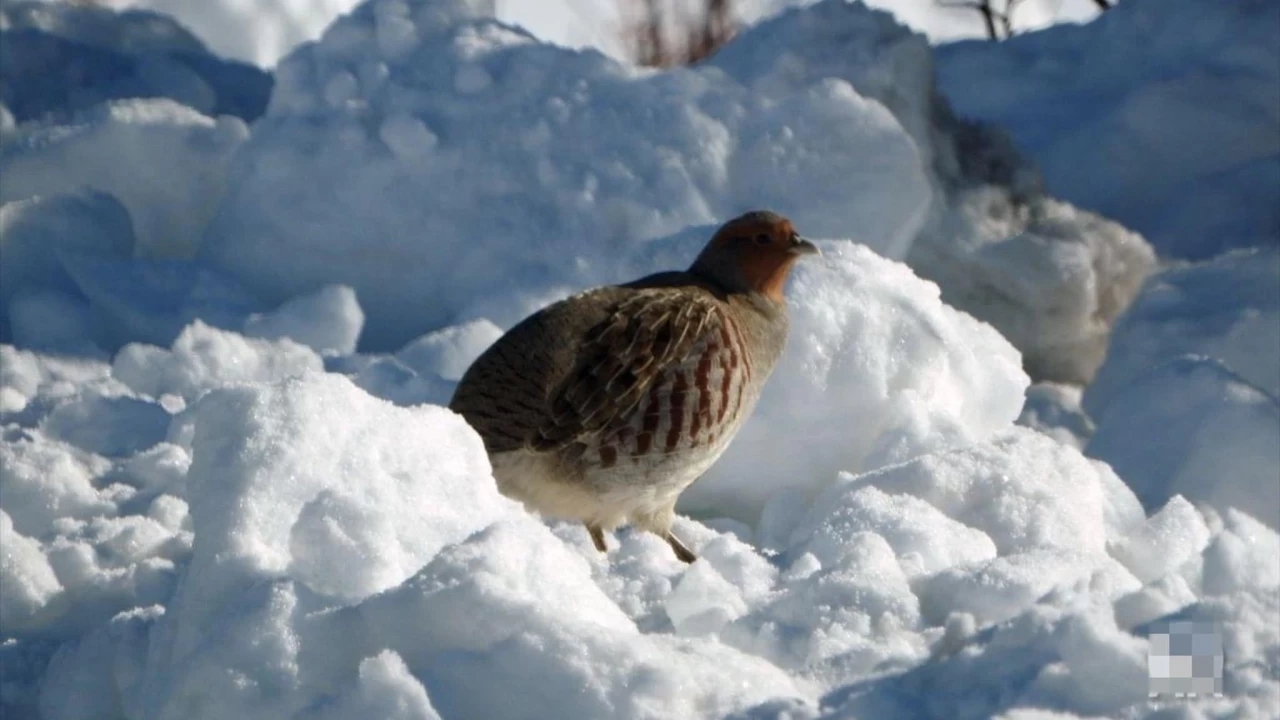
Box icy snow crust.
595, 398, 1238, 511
1, 0, 1277, 719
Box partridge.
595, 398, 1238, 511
449, 211, 818, 562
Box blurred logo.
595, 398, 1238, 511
1148, 620, 1224, 698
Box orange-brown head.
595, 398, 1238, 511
689, 211, 820, 301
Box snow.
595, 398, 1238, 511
242, 284, 365, 356
112, 320, 323, 402
199, 2, 931, 350
2, 0, 1278, 718
909, 191, 1156, 384
935, 0, 1280, 260
0, 1, 272, 124
1084, 248, 1280, 530
1087, 248, 1280, 410
1087, 356, 1280, 531
0, 98, 248, 260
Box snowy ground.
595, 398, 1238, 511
1, 1, 1277, 719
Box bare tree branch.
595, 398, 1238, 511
938, 0, 1000, 40
625, 0, 738, 67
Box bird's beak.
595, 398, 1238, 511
789, 237, 821, 257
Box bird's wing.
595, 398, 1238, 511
532, 288, 724, 454
448, 287, 622, 454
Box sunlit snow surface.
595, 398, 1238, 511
1, 0, 1278, 719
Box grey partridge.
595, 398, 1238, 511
449, 211, 818, 562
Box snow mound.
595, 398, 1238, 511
936, 0, 1280, 259
1088, 357, 1280, 530
1083, 248, 1280, 529
0, 1, 272, 123
112, 320, 323, 402
909, 191, 1156, 384
243, 284, 365, 355
102, 0, 367, 68
0, 98, 247, 260
683, 241, 1029, 522
394, 317, 501, 381
200, 0, 931, 350
1086, 247, 1280, 412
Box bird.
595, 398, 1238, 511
449, 211, 818, 563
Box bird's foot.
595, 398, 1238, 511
586, 524, 608, 553
665, 532, 697, 564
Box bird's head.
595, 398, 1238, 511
690, 210, 820, 302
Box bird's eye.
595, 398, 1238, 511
753, 234, 771, 245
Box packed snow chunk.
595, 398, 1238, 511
0, 431, 114, 539
59, 252, 265, 350
395, 318, 502, 382
1086, 356, 1280, 530
38, 390, 171, 458
682, 243, 1029, 522
936, 0, 1280, 259
182, 371, 512, 603
0, 509, 64, 633
664, 561, 749, 637
1112, 573, 1199, 631
849, 427, 1145, 557
0, 190, 135, 306
909, 191, 1155, 385
112, 321, 323, 402
0, 345, 113, 413
1201, 509, 1280, 597
918, 548, 1118, 627
353, 517, 807, 720
315, 650, 442, 720
725, 531, 923, 673
0, 98, 248, 260
789, 483, 997, 579
243, 284, 364, 355
201, 0, 929, 349
1109, 496, 1212, 585
1086, 247, 1280, 416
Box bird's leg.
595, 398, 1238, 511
586, 524, 608, 553
665, 532, 697, 564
